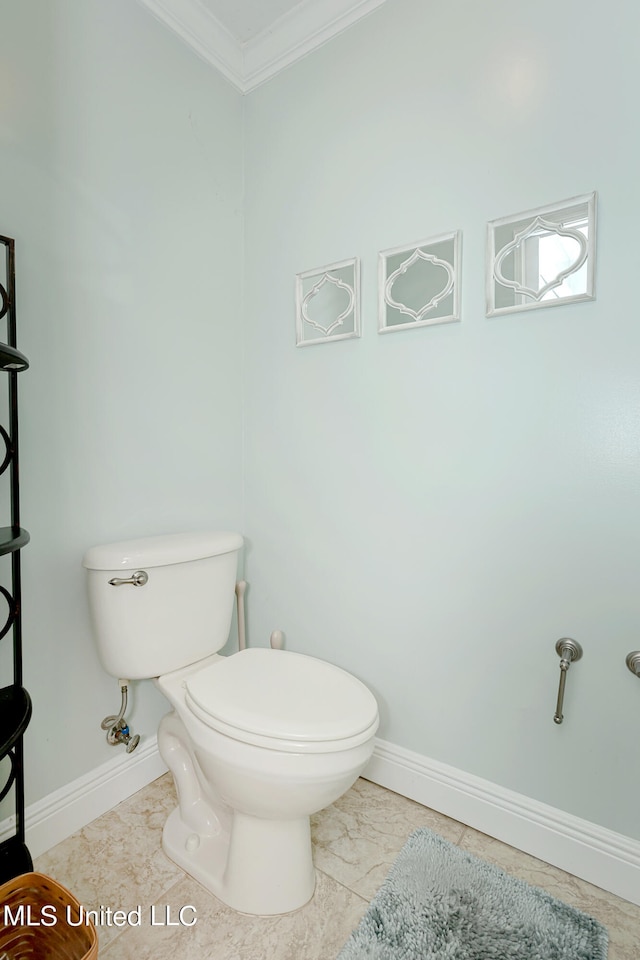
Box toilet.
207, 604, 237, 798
82, 531, 379, 915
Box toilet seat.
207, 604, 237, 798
184, 647, 379, 754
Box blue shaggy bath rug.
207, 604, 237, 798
336, 828, 608, 959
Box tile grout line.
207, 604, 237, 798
313, 865, 371, 908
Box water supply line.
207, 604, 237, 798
235, 580, 247, 650
101, 679, 140, 753
234, 580, 285, 651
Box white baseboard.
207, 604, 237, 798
363, 738, 640, 906
0, 735, 167, 861
4, 734, 638, 907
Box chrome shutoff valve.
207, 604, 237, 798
103, 717, 140, 753
101, 680, 140, 753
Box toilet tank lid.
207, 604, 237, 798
82, 531, 243, 570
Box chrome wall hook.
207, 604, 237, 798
553, 638, 583, 725
625, 651, 640, 677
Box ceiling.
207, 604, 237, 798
136, 0, 388, 92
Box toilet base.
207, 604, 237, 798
162, 805, 316, 916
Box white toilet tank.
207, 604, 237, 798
83, 531, 243, 680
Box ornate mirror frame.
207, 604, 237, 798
486, 193, 596, 318
295, 257, 360, 346
378, 231, 461, 334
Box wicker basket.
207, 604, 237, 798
0, 872, 98, 959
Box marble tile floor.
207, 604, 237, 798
34, 774, 639, 959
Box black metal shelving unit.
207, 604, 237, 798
0, 234, 32, 883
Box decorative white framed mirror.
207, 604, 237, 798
295, 257, 360, 346
486, 193, 596, 317
378, 231, 461, 333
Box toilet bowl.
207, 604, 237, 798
156, 648, 378, 913
83, 531, 379, 915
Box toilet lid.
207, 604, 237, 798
184, 648, 378, 745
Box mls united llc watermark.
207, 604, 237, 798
2, 903, 197, 928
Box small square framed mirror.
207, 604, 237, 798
378, 231, 461, 333
486, 193, 596, 317
295, 258, 360, 346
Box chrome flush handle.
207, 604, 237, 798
108, 570, 149, 587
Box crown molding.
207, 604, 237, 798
136, 0, 388, 93
136, 0, 244, 90
242, 0, 388, 92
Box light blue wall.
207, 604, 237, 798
0, 0, 244, 806
2, 0, 639, 845
243, 0, 640, 837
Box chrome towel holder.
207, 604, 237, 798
553, 638, 583, 725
